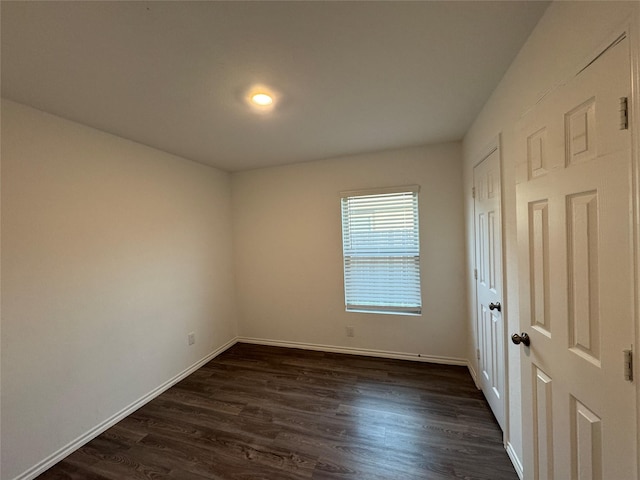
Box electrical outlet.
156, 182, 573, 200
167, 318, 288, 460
188, 332, 195, 346
346, 326, 355, 337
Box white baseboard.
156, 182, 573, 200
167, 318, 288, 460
467, 361, 481, 389
506, 441, 524, 480
12, 337, 238, 480
237, 336, 468, 366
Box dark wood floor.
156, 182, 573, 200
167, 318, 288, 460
37, 343, 518, 480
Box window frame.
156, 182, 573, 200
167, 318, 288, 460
340, 185, 422, 316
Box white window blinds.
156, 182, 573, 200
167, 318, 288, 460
340, 186, 422, 315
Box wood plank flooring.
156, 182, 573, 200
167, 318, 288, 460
36, 343, 518, 479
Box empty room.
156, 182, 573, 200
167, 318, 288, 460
2, 1, 639, 479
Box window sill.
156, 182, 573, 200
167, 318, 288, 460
346, 308, 422, 317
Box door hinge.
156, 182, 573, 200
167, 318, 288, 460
620, 97, 628, 130
472, 187, 476, 199
476, 348, 480, 361
474, 268, 478, 280
624, 348, 633, 382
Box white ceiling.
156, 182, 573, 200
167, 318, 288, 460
1, 1, 549, 172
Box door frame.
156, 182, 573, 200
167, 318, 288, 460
472, 134, 511, 452
630, 11, 640, 479
587, 16, 640, 478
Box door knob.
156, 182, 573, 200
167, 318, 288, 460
489, 302, 501, 312
511, 332, 530, 347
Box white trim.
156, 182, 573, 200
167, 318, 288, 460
495, 132, 512, 454
237, 337, 468, 366
11, 337, 238, 480
506, 441, 524, 480
629, 8, 640, 479
339, 184, 420, 198
467, 361, 480, 389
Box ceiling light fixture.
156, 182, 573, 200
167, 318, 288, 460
251, 93, 273, 106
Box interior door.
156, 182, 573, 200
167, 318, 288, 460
516, 35, 636, 479
474, 146, 505, 431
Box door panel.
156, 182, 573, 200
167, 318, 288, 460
516, 36, 636, 479
529, 200, 550, 335
474, 148, 505, 430
533, 366, 553, 480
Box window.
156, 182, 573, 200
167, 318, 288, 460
340, 186, 422, 315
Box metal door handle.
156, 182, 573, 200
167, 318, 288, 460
489, 302, 501, 312
511, 333, 530, 347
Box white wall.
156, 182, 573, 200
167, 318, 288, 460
232, 143, 467, 361
462, 0, 639, 470
0, 100, 237, 480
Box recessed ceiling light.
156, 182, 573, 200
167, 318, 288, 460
251, 93, 273, 106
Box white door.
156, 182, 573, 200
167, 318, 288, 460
474, 146, 505, 431
516, 35, 636, 479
